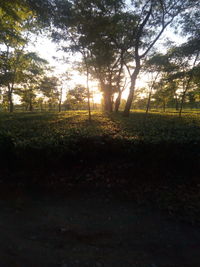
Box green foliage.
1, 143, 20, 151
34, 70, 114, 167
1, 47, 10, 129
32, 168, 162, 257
0, 48, 48, 111
0, 0, 35, 47
39, 76, 59, 110
65, 85, 88, 109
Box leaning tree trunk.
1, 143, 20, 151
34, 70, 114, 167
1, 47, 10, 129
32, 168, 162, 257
115, 81, 126, 113
123, 64, 140, 117
114, 91, 122, 112
179, 52, 199, 117
114, 54, 125, 113
146, 72, 159, 115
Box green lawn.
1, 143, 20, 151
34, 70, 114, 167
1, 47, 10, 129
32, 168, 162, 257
1, 110, 200, 171
1, 110, 200, 147
1, 111, 200, 223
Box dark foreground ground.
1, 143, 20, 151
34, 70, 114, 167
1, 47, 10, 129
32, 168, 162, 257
0, 187, 200, 267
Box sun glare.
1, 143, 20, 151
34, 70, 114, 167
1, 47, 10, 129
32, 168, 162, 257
92, 91, 103, 104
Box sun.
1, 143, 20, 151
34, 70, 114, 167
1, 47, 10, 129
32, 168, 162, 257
92, 91, 103, 104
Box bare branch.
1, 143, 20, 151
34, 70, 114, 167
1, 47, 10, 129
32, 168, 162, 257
140, 17, 173, 59
134, 2, 153, 61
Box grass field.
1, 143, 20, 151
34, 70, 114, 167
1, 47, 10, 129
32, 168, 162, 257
1, 110, 200, 167
1, 110, 200, 145
0, 110, 200, 223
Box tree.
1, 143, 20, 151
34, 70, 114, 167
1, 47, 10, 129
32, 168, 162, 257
0, 0, 46, 112
51, 0, 135, 113
40, 76, 59, 111
18, 53, 48, 111
57, 71, 71, 112
143, 52, 178, 114
66, 85, 88, 110
49, 0, 199, 116
122, 0, 199, 116
152, 79, 175, 112
0, 0, 29, 47
164, 37, 200, 116
0, 49, 47, 112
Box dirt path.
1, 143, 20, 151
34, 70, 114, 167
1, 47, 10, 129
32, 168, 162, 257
0, 189, 200, 267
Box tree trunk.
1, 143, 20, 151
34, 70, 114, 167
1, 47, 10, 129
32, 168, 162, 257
114, 91, 122, 112
179, 80, 191, 117
86, 66, 91, 121
179, 52, 199, 117
29, 101, 33, 112
104, 91, 113, 112
179, 92, 185, 117
92, 92, 95, 110
123, 65, 140, 117
179, 76, 194, 117
58, 87, 63, 112
8, 88, 14, 113
9, 99, 14, 112
146, 72, 159, 115
145, 91, 152, 115
49, 102, 52, 111
175, 95, 179, 111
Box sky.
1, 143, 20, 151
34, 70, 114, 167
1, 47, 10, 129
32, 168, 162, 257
29, 35, 104, 103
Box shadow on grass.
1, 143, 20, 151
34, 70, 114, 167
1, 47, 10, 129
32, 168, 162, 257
109, 111, 200, 144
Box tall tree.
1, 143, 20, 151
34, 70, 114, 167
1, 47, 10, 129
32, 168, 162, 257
57, 71, 71, 112
17, 53, 48, 111
123, 0, 199, 116
51, 0, 135, 113
0, 0, 44, 112
144, 52, 178, 114
168, 39, 200, 116
0, 49, 47, 112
